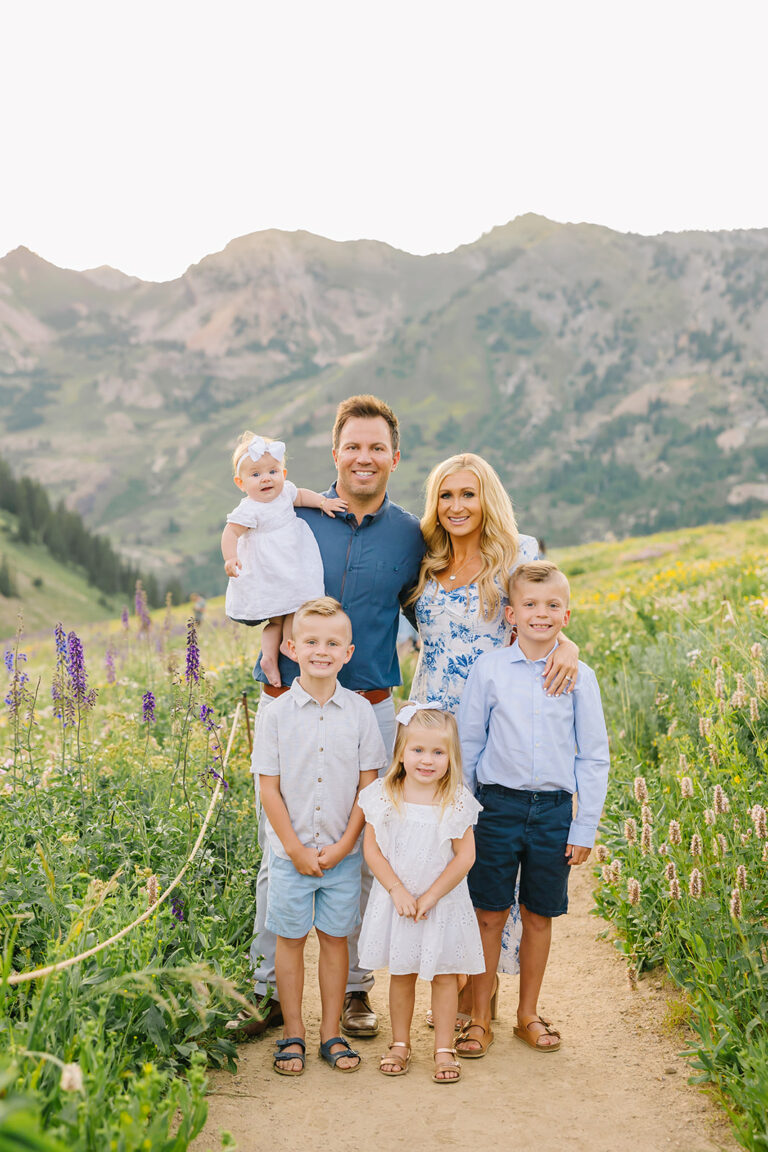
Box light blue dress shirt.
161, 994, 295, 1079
458, 640, 610, 848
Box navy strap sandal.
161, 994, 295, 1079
318, 1035, 361, 1072
273, 1036, 306, 1076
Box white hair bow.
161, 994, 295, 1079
246, 436, 286, 464
396, 700, 431, 726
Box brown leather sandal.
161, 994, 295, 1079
455, 1020, 495, 1058
513, 1015, 561, 1052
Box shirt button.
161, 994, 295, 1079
316, 805, 321, 811
535, 742, 541, 747
319, 747, 324, 752
318, 777, 322, 782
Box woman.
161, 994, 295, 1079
408, 453, 578, 1020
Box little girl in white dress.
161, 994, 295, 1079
358, 702, 485, 1084
221, 431, 346, 686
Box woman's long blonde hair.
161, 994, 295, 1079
408, 453, 519, 621
383, 707, 463, 814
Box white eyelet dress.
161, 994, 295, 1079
224, 481, 325, 623
357, 780, 486, 981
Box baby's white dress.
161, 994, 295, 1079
358, 779, 485, 980
224, 481, 324, 622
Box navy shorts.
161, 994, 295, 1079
468, 784, 573, 918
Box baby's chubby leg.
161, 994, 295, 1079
260, 618, 283, 688
279, 613, 294, 660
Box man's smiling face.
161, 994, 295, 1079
332, 415, 399, 508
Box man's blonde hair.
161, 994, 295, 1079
332, 395, 400, 453
292, 596, 352, 642
508, 560, 570, 603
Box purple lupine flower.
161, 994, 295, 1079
104, 645, 116, 685
121, 607, 129, 629
54, 622, 67, 658
185, 619, 200, 683
142, 690, 156, 724
66, 631, 97, 712
4, 651, 30, 717
52, 624, 67, 718
171, 896, 184, 922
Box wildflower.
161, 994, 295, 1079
699, 716, 713, 737
199, 703, 216, 731
721, 600, 735, 625
688, 869, 703, 898
595, 844, 609, 862
624, 817, 638, 846
763, 843, 768, 863
104, 644, 116, 685
680, 776, 694, 798
633, 776, 648, 803
627, 878, 641, 906
669, 878, 681, 900
664, 861, 677, 881
641, 803, 653, 825
736, 864, 747, 890
751, 642, 763, 661
121, 607, 129, 629
641, 823, 653, 856
609, 859, 622, 882
4, 649, 30, 719
601, 865, 612, 884
713, 833, 727, 857
171, 896, 184, 922
67, 631, 97, 712
60, 1063, 84, 1093
713, 785, 729, 814
730, 674, 747, 709
703, 808, 715, 826
135, 581, 151, 632
750, 697, 759, 722
142, 691, 156, 724
741, 833, 751, 847
668, 820, 682, 846
730, 888, 742, 918
658, 842, 668, 855
690, 833, 703, 857
708, 746, 719, 767
145, 875, 159, 907
714, 669, 725, 699
679, 753, 688, 772
750, 805, 767, 838
687, 648, 701, 665
185, 619, 200, 683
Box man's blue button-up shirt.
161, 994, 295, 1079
254, 485, 424, 691
458, 640, 610, 847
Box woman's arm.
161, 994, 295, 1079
543, 634, 579, 695
293, 488, 348, 517
414, 827, 476, 921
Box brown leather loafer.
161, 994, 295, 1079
340, 991, 379, 1038
225, 997, 284, 1039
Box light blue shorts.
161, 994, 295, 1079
266, 850, 362, 939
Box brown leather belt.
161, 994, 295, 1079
260, 684, 391, 704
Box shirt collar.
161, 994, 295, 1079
509, 637, 561, 665
326, 482, 391, 524
288, 677, 346, 708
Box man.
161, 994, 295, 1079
231, 394, 424, 1039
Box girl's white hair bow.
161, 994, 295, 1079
396, 700, 431, 726
246, 436, 286, 464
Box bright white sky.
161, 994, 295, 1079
3, 0, 766, 282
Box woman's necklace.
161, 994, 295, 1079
447, 553, 481, 582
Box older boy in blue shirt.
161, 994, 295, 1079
457, 561, 609, 1056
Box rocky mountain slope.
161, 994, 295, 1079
1, 215, 767, 592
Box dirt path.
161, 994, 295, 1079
192, 867, 737, 1152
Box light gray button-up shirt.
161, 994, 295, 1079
252, 679, 388, 860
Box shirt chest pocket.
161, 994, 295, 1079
327, 727, 359, 765
371, 559, 401, 600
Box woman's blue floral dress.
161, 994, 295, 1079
410, 533, 538, 973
